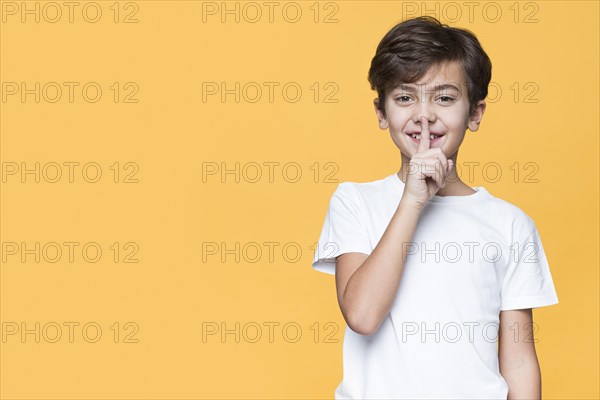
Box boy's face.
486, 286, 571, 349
374, 60, 485, 161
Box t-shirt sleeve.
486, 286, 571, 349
500, 222, 559, 311
311, 183, 371, 275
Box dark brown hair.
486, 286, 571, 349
368, 16, 492, 117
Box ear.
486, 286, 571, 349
373, 98, 388, 130
467, 100, 486, 132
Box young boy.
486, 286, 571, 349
312, 16, 559, 399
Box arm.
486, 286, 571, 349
336, 117, 451, 336
499, 308, 542, 399
335, 198, 423, 336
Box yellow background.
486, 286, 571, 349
1, 1, 598, 398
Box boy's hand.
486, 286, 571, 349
401, 116, 454, 210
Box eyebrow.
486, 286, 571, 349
395, 83, 461, 93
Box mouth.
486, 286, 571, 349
406, 132, 445, 145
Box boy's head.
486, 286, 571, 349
367, 16, 491, 161
368, 16, 492, 119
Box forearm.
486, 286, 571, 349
343, 198, 423, 335
501, 358, 541, 400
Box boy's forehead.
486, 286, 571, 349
392, 62, 467, 93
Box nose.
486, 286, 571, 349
413, 100, 436, 125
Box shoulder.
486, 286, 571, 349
330, 181, 359, 203
334, 175, 393, 199
483, 191, 537, 240
327, 182, 363, 216
328, 175, 392, 213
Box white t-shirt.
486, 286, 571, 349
312, 172, 559, 400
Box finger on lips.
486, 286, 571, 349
417, 116, 430, 153
415, 117, 452, 189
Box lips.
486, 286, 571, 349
406, 132, 445, 145
406, 131, 445, 139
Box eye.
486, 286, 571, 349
438, 96, 455, 103
395, 95, 412, 102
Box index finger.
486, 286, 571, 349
417, 116, 431, 153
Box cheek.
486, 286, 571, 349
438, 112, 467, 132
387, 113, 411, 129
